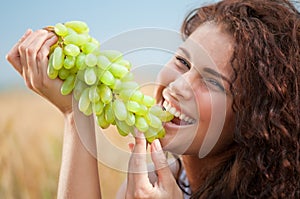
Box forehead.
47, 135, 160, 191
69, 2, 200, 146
182, 22, 234, 74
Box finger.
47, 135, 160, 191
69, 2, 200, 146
127, 131, 150, 183
6, 29, 32, 75
36, 34, 58, 77
19, 30, 48, 89
24, 29, 49, 75
18, 30, 43, 73
28, 33, 58, 96
129, 131, 148, 173
150, 139, 174, 186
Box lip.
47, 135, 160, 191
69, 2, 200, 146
163, 119, 195, 131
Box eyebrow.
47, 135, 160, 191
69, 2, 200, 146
178, 47, 191, 60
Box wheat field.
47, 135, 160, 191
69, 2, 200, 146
0, 89, 134, 199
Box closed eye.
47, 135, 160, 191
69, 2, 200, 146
175, 56, 191, 70
204, 78, 225, 92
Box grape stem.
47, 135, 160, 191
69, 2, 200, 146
43, 26, 64, 47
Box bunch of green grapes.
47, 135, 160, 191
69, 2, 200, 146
46, 21, 173, 142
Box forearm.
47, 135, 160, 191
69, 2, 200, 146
57, 112, 101, 199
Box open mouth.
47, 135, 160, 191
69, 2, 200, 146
162, 100, 196, 126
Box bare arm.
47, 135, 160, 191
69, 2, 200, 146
57, 112, 101, 199
6, 29, 101, 198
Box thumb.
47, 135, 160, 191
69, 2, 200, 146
150, 139, 174, 185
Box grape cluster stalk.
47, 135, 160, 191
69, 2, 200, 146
46, 21, 173, 142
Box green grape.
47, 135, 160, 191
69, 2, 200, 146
120, 81, 139, 90
109, 63, 128, 78
136, 104, 148, 116
84, 67, 97, 85
75, 53, 87, 70
125, 111, 135, 126
142, 95, 156, 107
64, 44, 80, 57
93, 101, 104, 115
145, 112, 162, 129
98, 84, 112, 104
121, 72, 134, 82
112, 99, 127, 121
81, 42, 99, 54
52, 46, 64, 70
47, 54, 58, 79
150, 105, 174, 122
144, 127, 158, 143
85, 53, 97, 67
115, 119, 133, 136
104, 102, 115, 124
73, 80, 87, 101
64, 21, 89, 34
100, 50, 123, 62
69, 66, 78, 75
76, 70, 85, 82
89, 85, 100, 102
116, 59, 132, 70
64, 33, 89, 46
83, 103, 93, 116
135, 116, 149, 132
61, 74, 75, 95
66, 27, 77, 35
79, 87, 90, 112
64, 55, 76, 69
54, 23, 68, 37
97, 55, 111, 70
157, 128, 166, 138
109, 79, 122, 90
149, 105, 163, 115
46, 20, 175, 143
58, 68, 70, 80
130, 90, 144, 103
99, 70, 115, 86
89, 37, 100, 47
119, 89, 135, 101
116, 126, 129, 136
97, 112, 110, 129
126, 100, 140, 113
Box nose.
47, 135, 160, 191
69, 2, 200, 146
166, 73, 194, 101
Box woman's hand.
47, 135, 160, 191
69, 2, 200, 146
6, 29, 73, 115
126, 132, 183, 199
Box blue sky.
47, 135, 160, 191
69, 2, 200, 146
1, 0, 218, 91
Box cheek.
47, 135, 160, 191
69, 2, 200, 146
189, 91, 232, 157
184, 92, 212, 153
154, 65, 180, 100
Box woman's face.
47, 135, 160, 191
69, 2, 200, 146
155, 22, 236, 157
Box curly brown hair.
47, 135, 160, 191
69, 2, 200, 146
180, 0, 300, 198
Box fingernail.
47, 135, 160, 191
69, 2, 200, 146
128, 143, 134, 152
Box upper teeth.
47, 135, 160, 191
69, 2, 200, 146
163, 101, 195, 124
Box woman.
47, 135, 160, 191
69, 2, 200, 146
6, 0, 300, 198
